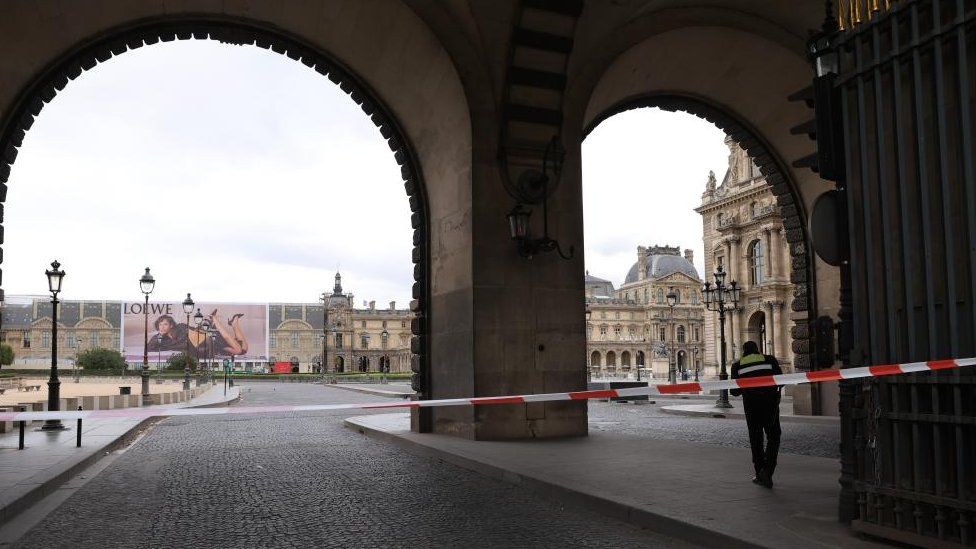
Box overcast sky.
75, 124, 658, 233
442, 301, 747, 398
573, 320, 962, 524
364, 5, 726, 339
5, 40, 728, 304
583, 109, 728, 287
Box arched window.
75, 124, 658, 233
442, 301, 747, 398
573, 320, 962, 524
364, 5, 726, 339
677, 325, 686, 343
716, 212, 724, 226
643, 288, 648, 304
590, 351, 601, 367
674, 289, 681, 304
690, 291, 698, 305
656, 289, 664, 304
606, 351, 617, 366
749, 239, 765, 285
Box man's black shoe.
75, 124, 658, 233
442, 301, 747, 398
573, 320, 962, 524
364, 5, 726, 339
751, 475, 763, 485
758, 471, 774, 489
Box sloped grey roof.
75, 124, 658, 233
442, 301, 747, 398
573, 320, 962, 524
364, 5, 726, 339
625, 253, 700, 284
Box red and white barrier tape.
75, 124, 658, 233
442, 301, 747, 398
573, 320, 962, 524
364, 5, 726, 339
2, 357, 974, 422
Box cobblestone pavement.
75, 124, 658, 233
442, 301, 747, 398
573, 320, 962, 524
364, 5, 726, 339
14, 383, 696, 549
588, 398, 840, 459
367, 385, 839, 459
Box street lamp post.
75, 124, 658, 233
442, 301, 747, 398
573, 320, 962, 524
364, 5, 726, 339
380, 330, 389, 383
666, 288, 677, 384
320, 292, 329, 384
139, 268, 155, 405
702, 265, 741, 409
156, 334, 163, 383
205, 324, 216, 384
42, 260, 67, 431
693, 346, 700, 382
181, 294, 194, 390
584, 308, 592, 382
193, 308, 204, 386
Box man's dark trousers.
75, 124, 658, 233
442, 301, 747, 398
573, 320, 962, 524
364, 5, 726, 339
743, 393, 781, 476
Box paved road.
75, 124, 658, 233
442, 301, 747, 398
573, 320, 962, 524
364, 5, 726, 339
589, 398, 840, 459
13, 383, 694, 549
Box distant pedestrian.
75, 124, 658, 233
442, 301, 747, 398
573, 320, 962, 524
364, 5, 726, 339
730, 341, 782, 488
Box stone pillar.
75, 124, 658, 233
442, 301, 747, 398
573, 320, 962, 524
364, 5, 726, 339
773, 300, 787, 367
425, 129, 587, 441
767, 225, 780, 280
766, 301, 776, 356
727, 236, 741, 285
779, 227, 789, 281
729, 306, 738, 360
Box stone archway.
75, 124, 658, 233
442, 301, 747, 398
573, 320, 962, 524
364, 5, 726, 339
582, 96, 816, 377
557, 19, 841, 415
746, 310, 767, 354
0, 13, 469, 431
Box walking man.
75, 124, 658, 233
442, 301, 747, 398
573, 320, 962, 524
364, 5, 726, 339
730, 341, 782, 488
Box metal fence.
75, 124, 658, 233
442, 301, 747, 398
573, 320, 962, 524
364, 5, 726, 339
832, 0, 976, 544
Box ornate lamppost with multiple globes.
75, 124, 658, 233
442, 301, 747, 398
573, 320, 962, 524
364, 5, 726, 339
702, 265, 741, 409
42, 260, 67, 431
181, 293, 194, 390
139, 267, 155, 405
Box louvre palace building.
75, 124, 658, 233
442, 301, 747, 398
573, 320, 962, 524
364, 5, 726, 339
0, 273, 413, 374
696, 138, 795, 375
585, 245, 706, 381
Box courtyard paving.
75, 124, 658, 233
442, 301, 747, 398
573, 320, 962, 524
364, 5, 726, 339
10, 383, 700, 549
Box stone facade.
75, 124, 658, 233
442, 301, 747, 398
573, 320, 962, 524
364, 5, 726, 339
585, 246, 706, 380
0, 274, 412, 374
696, 138, 794, 372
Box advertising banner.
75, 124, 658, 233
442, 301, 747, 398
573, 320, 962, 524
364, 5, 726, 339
122, 302, 268, 363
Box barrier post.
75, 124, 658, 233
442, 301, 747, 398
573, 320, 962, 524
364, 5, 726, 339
18, 420, 25, 449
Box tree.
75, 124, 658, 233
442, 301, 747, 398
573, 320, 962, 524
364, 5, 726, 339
166, 352, 199, 372
0, 343, 13, 369
77, 348, 127, 371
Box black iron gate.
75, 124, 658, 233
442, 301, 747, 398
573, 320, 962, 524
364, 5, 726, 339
824, 0, 976, 545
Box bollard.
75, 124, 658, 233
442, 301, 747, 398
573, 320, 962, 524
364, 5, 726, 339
76, 405, 83, 447
18, 420, 25, 450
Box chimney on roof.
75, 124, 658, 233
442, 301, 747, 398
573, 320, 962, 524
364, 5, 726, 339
369, 300, 375, 310
389, 301, 396, 311
684, 249, 694, 264
637, 246, 648, 281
